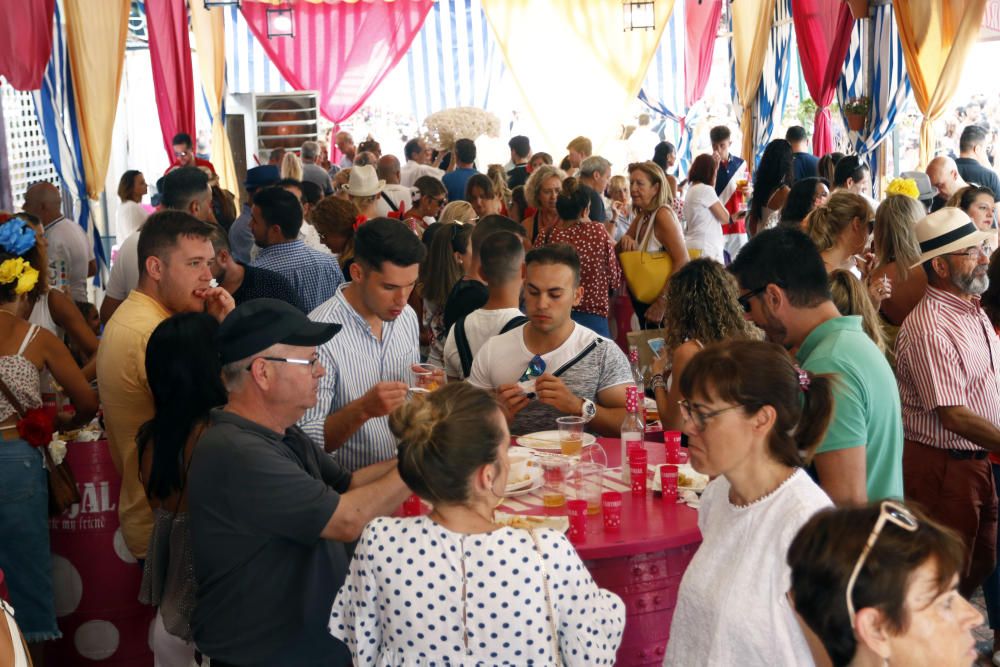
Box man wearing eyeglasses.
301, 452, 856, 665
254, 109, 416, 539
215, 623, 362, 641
896, 208, 1000, 598
729, 227, 903, 506
164, 132, 216, 176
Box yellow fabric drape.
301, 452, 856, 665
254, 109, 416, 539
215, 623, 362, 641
895, 0, 987, 168
481, 0, 673, 155
64, 0, 129, 200
190, 2, 241, 207
731, 0, 775, 165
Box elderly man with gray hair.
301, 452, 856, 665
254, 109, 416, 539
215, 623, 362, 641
189, 298, 410, 666
300, 140, 334, 195
578, 155, 612, 225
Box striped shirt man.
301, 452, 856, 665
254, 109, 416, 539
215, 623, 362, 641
251, 239, 344, 313
299, 284, 419, 471
896, 286, 1000, 451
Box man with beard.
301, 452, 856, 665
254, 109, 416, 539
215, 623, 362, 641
729, 227, 903, 505
896, 208, 1000, 599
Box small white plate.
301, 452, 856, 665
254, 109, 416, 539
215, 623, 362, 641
516, 431, 598, 452
649, 463, 709, 493
505, 475, 544, 497
494, 511, 569, 533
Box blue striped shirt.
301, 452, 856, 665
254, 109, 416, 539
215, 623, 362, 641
251, 239, 344, 313
299, 284, 420, 471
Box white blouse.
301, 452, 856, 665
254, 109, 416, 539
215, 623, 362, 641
683, 183, 725, 263
330, 516, 625, 666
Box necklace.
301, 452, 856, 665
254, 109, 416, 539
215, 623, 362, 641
729, 469, 798, 509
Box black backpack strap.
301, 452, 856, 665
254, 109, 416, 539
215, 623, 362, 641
455, 315, 474, 378
500, 315, 529, 334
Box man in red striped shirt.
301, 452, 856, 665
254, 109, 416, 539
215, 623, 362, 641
896, 207, 1000, 598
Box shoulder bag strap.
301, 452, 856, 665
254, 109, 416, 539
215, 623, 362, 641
499, 315, 529, 334
0, 375, 26, 418
455, 316, 474, 379
380, 191, 399, 213
637, 210, 658, 251
552, 338, 601, 378
529, 529, 562, 665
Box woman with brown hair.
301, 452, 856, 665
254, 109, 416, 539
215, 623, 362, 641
805, 191, 875, 275
521, 165, 565, 246
829, 269, 888, 355
116, 169, 149, 237
683, 154, 731, 263
420, 222, 471, 366
466, 173, 504, 220
310, 197, 360, 279
665, 339, 834, 665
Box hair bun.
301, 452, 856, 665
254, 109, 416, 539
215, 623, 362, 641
389, 393, 437, 448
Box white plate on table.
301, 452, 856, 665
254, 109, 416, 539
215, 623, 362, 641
648, 463, 709, 494
494, 511, 569, 533
505, 467, 543, 496
516, 431, 597, 452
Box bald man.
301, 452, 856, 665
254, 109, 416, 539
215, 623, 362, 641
22, 182, 95, 302
926, 156, 970, 212
375, 154, 411, 217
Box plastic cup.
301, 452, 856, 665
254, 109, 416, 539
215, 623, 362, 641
664, 431, 682, 464
540, 456, 570, 508
566, 499, 588, 543
413, 363, 443, 392
629, 448, 648, 495
602, 491, 623, 531
556, 416, 586, 456
660, 465, 679, 502
402, 493, 423, 516
572, 463, 604, 516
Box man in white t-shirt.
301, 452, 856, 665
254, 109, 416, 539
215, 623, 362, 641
468, 243, 632, 436
374, 155, 412, 218
22, 181, 95, 302
444, 231, 525, 380
399, 138, 445, 188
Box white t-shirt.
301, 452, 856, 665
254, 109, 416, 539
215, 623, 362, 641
374, 184, 412, 217
106, 230, 140, 301
683, 183, 725, 263
664, 469, 831, 666
116, 200, 149, 238
443, 307, 525, 379
400, 161, 444, 188
45, 216, 93, 302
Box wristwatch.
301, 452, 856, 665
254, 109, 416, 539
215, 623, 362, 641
580, 398, 597, 422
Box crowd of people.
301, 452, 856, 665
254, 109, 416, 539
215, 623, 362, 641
1, 118, 1000, 666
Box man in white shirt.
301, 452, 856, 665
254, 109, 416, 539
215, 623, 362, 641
374, 155, 412, 217
22, 181, 95, 302
399, 138, 444, 188
335, 131, 356, 168
468, 243, 631, 436
443, 231, 525, 380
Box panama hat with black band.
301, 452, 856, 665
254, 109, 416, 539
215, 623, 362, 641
911, 208, 996, 269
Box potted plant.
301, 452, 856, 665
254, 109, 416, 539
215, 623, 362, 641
844, 0, 869, 20
844, 97, 869, 132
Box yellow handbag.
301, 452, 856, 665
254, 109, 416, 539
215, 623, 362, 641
619, 211, 673, 304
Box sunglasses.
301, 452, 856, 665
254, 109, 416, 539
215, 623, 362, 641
737, 285, 768, 313
845, 500, 919, 625
519, 355, 546, 383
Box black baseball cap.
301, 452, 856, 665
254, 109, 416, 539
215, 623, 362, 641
216, 298, 341, 364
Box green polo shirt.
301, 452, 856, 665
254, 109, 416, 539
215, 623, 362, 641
796, 316, 903, 500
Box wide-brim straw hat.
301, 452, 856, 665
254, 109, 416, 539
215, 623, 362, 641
342, 164, 385, 197
911, 207, 995, 268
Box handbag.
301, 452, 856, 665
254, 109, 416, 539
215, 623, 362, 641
529, 529, 563, 666
619, 210, 673, 304
0, 376, 80, 516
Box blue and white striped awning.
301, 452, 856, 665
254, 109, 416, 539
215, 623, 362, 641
638, 0, 690, 174
224, 5, 291, 94
750, 0, 793, 166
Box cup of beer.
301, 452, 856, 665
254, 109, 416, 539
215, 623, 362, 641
556, 416, 586, 456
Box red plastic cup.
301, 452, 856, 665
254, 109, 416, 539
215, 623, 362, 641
566, 499, 588, 543
664, 431, 682, 464
402, 493, 423, 516
628, 448, 648, 495
602, 491, 622, 531
660, 464, 679, 502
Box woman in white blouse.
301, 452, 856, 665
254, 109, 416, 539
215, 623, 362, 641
683, 154, 730, 264
664, 340, 835, 666
116, 170, 149, 238
330, 382, 625, 665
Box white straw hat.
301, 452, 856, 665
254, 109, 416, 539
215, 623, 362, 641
342, 164, 385, 197
911, 208, 995, 268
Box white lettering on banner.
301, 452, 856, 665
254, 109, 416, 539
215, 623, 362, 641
63, 481, 117, 520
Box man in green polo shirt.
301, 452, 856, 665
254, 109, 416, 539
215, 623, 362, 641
730, 227, 903, 504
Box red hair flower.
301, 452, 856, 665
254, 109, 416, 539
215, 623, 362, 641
354, 215, 367, 231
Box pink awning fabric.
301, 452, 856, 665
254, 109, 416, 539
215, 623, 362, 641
791, 0, 854, 156
0, 0, 55, 91
146, 0, 197, 159
240, 1, 434, 123
685, 0, 722, 109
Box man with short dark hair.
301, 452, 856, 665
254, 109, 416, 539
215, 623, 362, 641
400, 137, 444, 187
710, 125, 748, 217
833, 155, 872, 196
165, 132, 216, 175
300, 140, 334, 195
469, 243, 631, 436
443, 231, 525, 380
507, 135, 532, 188
956, 125, 1000, 210
300, 218, 432, 470
98, 211, 235, 560
729, 226, 903, 505
207, 226, 303, 310
443, 138, 479, 203
578, 156, 612, 224
249, 187, 344, 313
786, 125, 819, 181
190, 298, 409, 666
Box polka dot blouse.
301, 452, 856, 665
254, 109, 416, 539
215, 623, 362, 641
329, 516, 625, 665
535, 222, 623, 318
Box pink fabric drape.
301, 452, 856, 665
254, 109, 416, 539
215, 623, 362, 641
0, 0, 55, 91
685, 0, 722, 108
241, 1, 433, 123
791, 0, 854, 156
146, 0, 197, 159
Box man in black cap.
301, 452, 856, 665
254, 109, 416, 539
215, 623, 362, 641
189, 298, 410, 666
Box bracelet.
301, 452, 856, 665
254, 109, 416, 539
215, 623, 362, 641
650, 373, 666, 391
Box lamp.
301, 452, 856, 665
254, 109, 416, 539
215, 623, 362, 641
623, 1, 655, 31
266, 6, 295, 39
203, 0, 241, 8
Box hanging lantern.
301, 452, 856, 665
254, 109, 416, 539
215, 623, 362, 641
203, 0, 241, 8
623, 1, 655, 31
266, 6, 295, 39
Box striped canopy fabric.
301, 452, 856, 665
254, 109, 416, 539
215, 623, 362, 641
638, 0, 689, 174
225, 5, 292, 94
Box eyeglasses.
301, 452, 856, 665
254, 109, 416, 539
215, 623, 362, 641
946, 242, 993, 259
845, 500, 918, 625
737, 285, 768, 313
518, 355, 546, 383
173, 150, 190, 158
246, 355, 320, 372
677, 400, 742, 432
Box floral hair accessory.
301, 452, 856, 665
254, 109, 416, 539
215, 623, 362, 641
17, 407, 54, 448
0, 217, 38, 256
0, 257, 40, 295
793, 364, 811, 392
885, 178, 920, 200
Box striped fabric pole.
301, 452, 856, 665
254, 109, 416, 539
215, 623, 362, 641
224, 4, 291, 94
750, 0, 794, 166
638, 0, 689, 175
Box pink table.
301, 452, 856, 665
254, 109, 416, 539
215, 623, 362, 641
503, 437, 701, 667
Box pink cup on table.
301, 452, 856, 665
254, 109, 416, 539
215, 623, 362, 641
660, 465, 679, 502
628, 448, 648, 495
602, 491, 622, 531
566, 499, 588, 543
664, 431, 682, 464
402, 494, 423, 516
